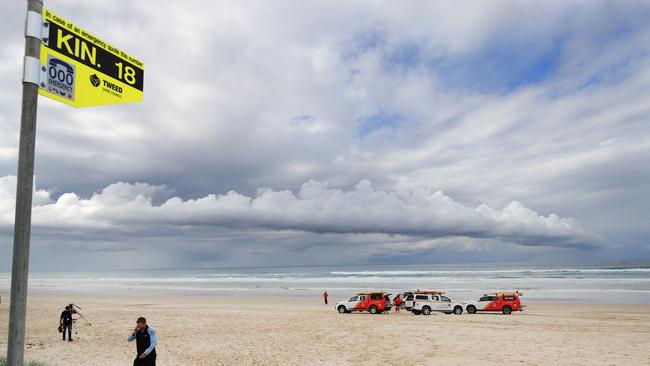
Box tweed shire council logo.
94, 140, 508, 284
90, 74, 101, 87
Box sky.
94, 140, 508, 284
0, 0, 649, 270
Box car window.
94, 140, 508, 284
440, 296, 451, 302
370, 294, 382, 300
479, 296, 498, 301
359, 295, 366, 301
349, 296, 358, 302
415, 295, 428, 300
431, 295, 439, 301
406, 295, 413, 301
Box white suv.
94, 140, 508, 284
411, 293, 464, 315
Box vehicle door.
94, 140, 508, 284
429, 295, 440, 311
369, 293, 384, 310
404, 294, 414, 309
485, 295, 500, 311
434, 295, 451, 312
414, 294, 429, 310
354, 295, 368, 310
477, 295, 496, 311
383, 295, 392, 310
345, 295, 359, 310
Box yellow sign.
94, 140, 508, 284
39, 8, 144, 107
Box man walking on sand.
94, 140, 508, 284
323, 291, 328, 305
59, 305, 73, 341
128, 316, 157, 366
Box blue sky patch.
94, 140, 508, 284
358, 113, 403, 137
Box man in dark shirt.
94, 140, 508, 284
59, 305, 73, 341
128, 316, 157, 366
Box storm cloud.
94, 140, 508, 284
0, 176, 603, 249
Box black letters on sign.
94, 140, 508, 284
47, 22, 144, 91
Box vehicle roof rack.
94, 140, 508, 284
415, 290, 446, 294
486, 291, 523, 296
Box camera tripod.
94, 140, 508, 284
69, 303, 92, 339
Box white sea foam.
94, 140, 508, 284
330, 268, 650, 275
1, 264, 648, 302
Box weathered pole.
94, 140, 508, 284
7, 0, 43, 364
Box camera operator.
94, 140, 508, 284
59, 305, 74, 341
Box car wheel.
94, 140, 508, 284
453, 306, 463, 315
502, 306, 512, 315
467, 305, 477, 314
422, 306, 431, 315
337, 306, 347, 314
412, 310, 421, 315
369, 306, 378, 314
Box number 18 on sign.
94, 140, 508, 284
39, 7, 144, 107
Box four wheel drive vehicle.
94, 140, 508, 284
403, 290, 442, 311
410, 292, 464, 315
336, 292, 390, 314
465, 291, 524, 315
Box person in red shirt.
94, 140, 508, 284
393, 295, 402, 313
323, 291, 328, 305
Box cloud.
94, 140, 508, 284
0, 175, 603, 249
1, 1, 648, 268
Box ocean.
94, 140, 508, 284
1, 261, 649, 303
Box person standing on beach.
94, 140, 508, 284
59, 305, 73, 341
128, 316, 157, 366
393, 295, 402, 314
323, 291, 328, 305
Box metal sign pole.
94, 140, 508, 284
7, 0, 43, 365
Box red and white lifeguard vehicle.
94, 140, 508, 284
335, 291, 391, 314
464, 291, 524, 314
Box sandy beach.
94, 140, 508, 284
0, 293, 648, 365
